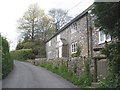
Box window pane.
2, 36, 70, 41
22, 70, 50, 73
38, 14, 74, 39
100, 31, 104, 42
71, 22, 77, 33
71, 42, 78, 53
106, 34, 111, 40
75, 22, 77, 30
75, 42, 77, 52
72, 45, 73, 52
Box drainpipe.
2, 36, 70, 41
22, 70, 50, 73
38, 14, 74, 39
88, 11, 93, 63
89, 11, 97, 82
86, 12, 90, 58
87, 11, 97, 82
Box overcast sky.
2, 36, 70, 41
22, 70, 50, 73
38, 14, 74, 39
0, 0, 94, 51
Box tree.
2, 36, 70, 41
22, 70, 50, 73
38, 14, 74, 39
92, 2, 120, 40
17, 4, 55, 57
48, 8, 72, 31
34, 15, 55, 42
92, 3, 120, 87
17, 4, 53, 41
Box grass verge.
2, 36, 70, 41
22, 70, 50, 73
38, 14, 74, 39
33, 61, 92, 88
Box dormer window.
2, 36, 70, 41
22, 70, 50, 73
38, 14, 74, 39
71, 22, 77, 33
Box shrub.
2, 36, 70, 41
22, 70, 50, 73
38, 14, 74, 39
99, 43, 120, 88
99, 72, 120, 88
71, 47, 81, 58
101, 43, 120, 74
78, 72, 91, 87
10, 49, 33, 61
1, 35, 13, 79
73, 64, 77, 73
71, 53, 78, 58
33, 59, 92, 87
78, 59, 92, 87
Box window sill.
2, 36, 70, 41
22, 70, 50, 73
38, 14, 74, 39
98, 40, 111, 45
71, 52, 77, 54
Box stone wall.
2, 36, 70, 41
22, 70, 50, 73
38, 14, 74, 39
46, 14, 90, 59
46, 37, 57, 59
34, 57, 87, 76
30, 57, 108, 82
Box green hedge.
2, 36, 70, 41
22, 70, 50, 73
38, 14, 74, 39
0, 36, 1, 79
0, 35, 13, 79
10, 49, 33, 61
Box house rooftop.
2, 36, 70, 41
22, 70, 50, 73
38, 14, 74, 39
45, 4, 93, 43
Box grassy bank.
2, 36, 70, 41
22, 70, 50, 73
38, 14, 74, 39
33, 60, 92, 88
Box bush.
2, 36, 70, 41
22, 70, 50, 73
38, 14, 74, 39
73, 64, 77, 73
99, 43, 120, 88
33, 59, 92, 87
10, 49, 33, 61
16, 41, 46, 58
78, 59, 92, 87
102, 43, 120, 73
71, 47, 81, 58
71, 53, 78, 58
0, 35, 13, 79
99, 73, 120, 88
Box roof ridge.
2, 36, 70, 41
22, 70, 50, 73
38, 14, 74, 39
45, 4, 94, 43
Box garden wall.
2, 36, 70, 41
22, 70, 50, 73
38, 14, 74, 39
34, 57, 87, 76
33, 57, 108, 82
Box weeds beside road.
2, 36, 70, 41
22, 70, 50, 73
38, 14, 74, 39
33, 59, 92, 88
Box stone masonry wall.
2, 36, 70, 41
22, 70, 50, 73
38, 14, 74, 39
46, 15, 89, 59
34, 57, 87, 76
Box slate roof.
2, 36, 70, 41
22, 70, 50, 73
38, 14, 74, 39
45, 4, 93, 43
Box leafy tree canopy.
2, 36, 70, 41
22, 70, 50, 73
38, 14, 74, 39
48, 8, 72, 31
92, 2, 120, 39
17, 3, 54, 42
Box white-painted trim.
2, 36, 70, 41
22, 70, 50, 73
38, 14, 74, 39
56, 34, 63, 58
71, 42, 78, 53
98, 31, 111, 44
59, 47, 62, 58
48, 40, 51, 46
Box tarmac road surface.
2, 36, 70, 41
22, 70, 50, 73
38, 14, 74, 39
2, 60, 80, 88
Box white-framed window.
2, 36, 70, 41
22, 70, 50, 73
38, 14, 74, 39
106, 34, 111, 41
71, 42, 77, 53
48, 40, 52, 46
99, 31, 111, 44
71, 22, 77, 33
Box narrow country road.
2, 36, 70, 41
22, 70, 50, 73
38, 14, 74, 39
2, 61, 79, 88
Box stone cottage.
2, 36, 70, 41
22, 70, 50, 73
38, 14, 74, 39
45, 4, 111, 82
46, 4, 111, 60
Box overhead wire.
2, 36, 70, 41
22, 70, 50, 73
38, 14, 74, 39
66, 1, 82, 13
